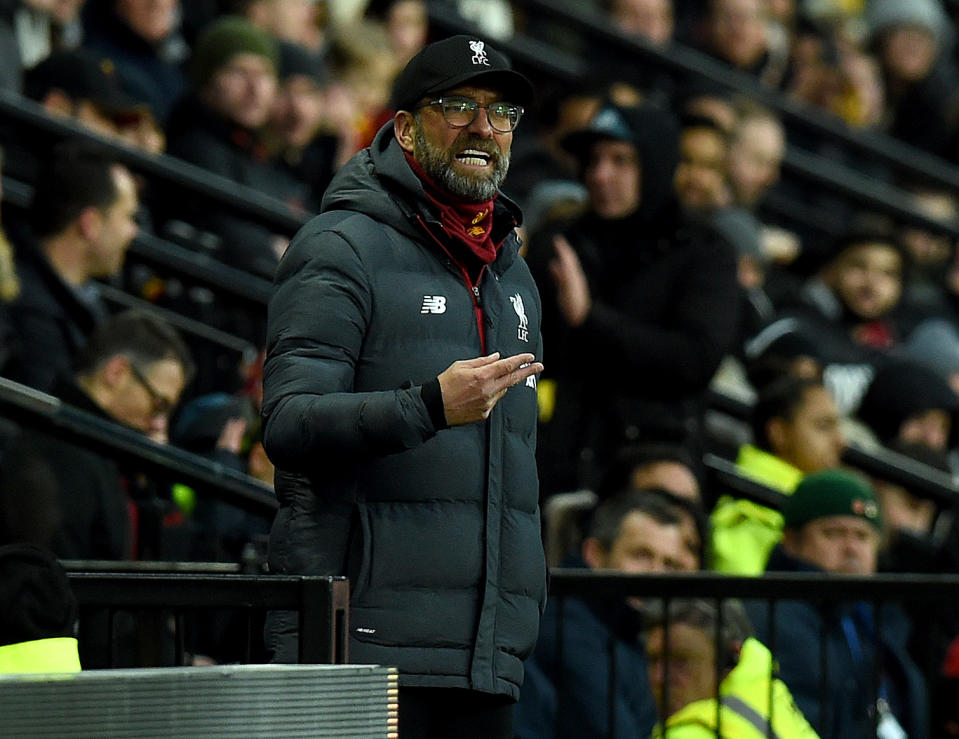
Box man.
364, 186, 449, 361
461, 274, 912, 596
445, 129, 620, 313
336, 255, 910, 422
711, 375, 845, 574
0, 311, 194, 561
857, 358, 959, 453
529, 102, 740, 496
267, 40, 338, 213
163, 14, 300, 280
3, 142, 139, 392
608, 0, 674, 46
727, 107, 786, 210
763, 226, 907, 415
81, 0, 187, 125
515, 491, 694, 739
645, 599, 819, 738
702, 0, 786, 88
598, 442, 702, 503
261, 35, 544, 738
674, 114, 730, 213
749, 469, 928, 738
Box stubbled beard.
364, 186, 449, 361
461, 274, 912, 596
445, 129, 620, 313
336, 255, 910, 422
412, 119, 509, 202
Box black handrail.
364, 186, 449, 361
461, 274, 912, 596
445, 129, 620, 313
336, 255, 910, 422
705, 387, 959, 508
0, 89, 307, 236
0, 376, 277, 516
702, 452, 787, 510
843, 444, 959, 508
66, 572, 349, 664
548, 569, 959, 601
97, 283, 257, 357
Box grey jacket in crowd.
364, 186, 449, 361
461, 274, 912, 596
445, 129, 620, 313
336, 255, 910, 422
262, 121, 547, 698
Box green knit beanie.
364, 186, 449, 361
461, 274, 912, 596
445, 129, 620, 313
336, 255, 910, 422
783, 469, 882, 531
190, 16, 279, 90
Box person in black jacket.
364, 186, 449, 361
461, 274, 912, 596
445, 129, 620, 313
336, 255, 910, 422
528, 101, 740, 496
2, 141, 139, 392
0, 310, 194, 560
748, 469, 928, 738
261, 35, 545, 738
161, 15, 302, 281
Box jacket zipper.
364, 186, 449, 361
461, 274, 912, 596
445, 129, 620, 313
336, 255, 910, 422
417, 215, 488, 353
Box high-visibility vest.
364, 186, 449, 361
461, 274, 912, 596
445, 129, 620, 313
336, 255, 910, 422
0, 637, 81, 674
709, 445, 802, 575
652, 638, 820, 739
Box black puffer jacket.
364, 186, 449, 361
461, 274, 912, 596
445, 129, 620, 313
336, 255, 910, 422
262, 122, 546, 698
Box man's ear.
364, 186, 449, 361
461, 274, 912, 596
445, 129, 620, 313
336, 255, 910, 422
394, 111, 416, 153
41, 89, 74, 117
766, 417, 787, 455
100, 354, 130, 389
76, 205, 103, 241
582, 537, 606, 570
781, 528, 801, 557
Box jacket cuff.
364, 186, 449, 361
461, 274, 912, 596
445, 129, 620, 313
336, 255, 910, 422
421, 377, 449, 430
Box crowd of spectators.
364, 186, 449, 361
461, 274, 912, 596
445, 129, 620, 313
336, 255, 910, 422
1, 0, 959, 734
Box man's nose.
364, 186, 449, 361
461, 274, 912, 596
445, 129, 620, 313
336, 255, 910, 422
466, 107, 493, 137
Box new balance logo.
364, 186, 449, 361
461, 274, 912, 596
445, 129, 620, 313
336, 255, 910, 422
421, 295, 447, 314
526, 375, 537, 389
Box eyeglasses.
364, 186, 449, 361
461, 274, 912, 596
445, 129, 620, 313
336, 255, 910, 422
129, 362, 174, 417
417, 96, 524, 133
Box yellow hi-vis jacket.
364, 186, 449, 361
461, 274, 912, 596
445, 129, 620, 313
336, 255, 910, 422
0, 637, 81, 674
652, 638, 819, 739
709, 445, 802, 575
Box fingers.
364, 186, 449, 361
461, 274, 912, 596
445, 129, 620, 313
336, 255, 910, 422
490, 353, 543, 391
459, 352, 502, 368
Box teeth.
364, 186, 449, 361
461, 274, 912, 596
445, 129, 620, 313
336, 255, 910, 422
457, 149, 490, 166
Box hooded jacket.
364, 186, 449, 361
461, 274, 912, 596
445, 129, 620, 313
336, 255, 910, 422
529, 105, 740, 493
262, 122, 546, 698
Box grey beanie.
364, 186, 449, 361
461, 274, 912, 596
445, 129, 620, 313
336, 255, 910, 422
867, 0, 953, 49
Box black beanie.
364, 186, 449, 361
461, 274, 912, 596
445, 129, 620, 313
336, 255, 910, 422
0, 543, 78, 646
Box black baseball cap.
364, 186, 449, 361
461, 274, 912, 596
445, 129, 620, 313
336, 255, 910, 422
389, 34, 533, 112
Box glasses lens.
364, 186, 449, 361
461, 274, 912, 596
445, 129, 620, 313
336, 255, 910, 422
441, 99, 478, 127
488, 103, 522, 132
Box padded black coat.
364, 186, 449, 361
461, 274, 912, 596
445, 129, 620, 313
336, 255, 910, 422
262, 122, 547, 698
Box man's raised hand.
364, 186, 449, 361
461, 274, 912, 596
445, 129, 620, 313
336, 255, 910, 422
437, 352, 543, 426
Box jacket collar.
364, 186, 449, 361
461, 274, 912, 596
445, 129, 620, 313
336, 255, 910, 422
322, 121, 523, 273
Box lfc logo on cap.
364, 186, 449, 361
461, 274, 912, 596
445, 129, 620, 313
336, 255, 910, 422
469, 40, 490, 66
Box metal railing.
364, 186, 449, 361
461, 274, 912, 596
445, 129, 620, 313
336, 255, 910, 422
705, 387, 959, 509
0, 90, 306, 237
0, 376, 276, 516
67, 570, 349, 667
543, 570, 958, 738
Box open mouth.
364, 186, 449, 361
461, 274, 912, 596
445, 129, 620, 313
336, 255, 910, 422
455, 149, 492, 167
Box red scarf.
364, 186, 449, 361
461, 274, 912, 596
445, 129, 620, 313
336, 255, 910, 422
405, 153, 498, 265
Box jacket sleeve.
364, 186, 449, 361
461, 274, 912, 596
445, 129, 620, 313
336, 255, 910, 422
261, 223, 437, 471
577, 235, 740, 397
